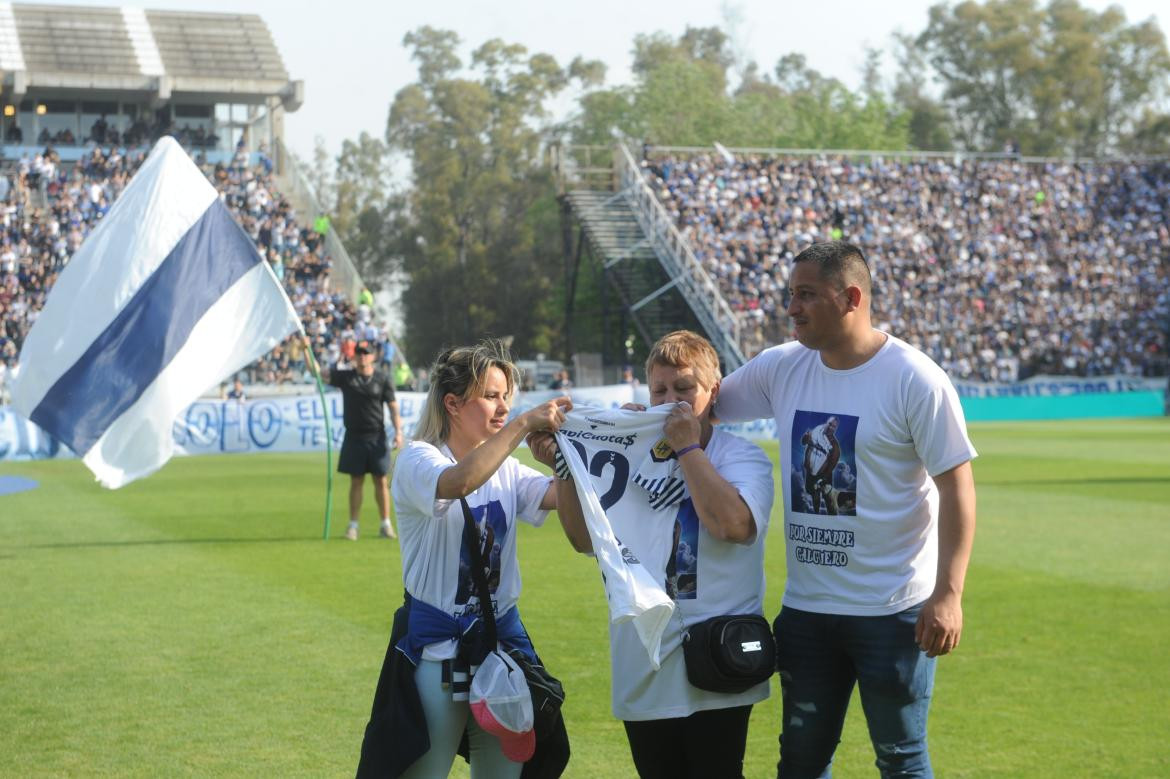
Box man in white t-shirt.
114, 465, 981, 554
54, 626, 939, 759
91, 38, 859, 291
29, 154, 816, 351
717, 241, 977, 778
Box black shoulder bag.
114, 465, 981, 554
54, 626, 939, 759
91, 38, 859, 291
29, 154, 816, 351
458, 498, 566, 736
682, 613, 776, 694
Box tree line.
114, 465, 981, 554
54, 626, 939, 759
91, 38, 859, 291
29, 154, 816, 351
306, 0, 1170, 368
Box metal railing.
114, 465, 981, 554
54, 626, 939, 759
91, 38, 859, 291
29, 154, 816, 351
551, 143, 617, 193
614, 141, 747, 369
270, 138, 410, 376
273, 137, 363, 302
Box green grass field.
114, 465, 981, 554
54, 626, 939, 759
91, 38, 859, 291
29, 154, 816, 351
2, 418, 1168, 777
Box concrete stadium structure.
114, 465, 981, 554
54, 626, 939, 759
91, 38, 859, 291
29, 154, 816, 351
0, 2, 301, 165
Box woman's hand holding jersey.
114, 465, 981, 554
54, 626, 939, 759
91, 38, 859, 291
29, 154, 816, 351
526, 427, 592, 550
661, 401, 758, 545
662, 400, 702, 451
524, 396, 572, 438
525, 430, 559, 468
435, 396, 572, 500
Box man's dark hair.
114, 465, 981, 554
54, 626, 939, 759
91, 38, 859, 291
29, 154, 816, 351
792, 241, 872, 296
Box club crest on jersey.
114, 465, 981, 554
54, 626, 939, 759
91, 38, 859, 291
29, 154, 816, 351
650, 438, 674, 462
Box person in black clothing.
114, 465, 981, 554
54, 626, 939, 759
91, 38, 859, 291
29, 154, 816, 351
307, 338, 403, 540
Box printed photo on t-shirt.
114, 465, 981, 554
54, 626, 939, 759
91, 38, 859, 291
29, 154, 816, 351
790, 411, 859, 516
455, 499, 507, 614
665, 498, 699, 600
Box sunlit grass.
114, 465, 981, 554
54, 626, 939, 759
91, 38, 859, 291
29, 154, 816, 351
1, 417, 1167, 776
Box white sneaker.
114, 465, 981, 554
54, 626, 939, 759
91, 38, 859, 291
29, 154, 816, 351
345, 524, 359, 541
379, 521, 397, 539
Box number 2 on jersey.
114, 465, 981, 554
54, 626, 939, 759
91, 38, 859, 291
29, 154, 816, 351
565, 440, 629, 510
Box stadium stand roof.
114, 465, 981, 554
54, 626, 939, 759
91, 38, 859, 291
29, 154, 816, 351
0, 2, 302, 109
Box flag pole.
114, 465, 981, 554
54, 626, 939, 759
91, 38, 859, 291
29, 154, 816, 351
302, 333, 334, 540
252, 247, 331, 540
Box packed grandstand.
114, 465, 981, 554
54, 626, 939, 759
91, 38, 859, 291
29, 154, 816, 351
3, 139, 1167, 400
642, 152, 1170, 381
0, 137, 394, 400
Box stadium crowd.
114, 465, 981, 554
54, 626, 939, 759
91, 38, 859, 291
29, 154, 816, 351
4, 141, 1167, 400
0, 139, 392, 402
1, 113, 225, 148
644, 153, 1170, 380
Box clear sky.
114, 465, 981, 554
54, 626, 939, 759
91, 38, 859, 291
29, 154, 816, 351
29, 0, 1169, 160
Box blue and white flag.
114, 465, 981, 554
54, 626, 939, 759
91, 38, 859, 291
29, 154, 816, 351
10, 137, 301, 488
713, 141, 736, 166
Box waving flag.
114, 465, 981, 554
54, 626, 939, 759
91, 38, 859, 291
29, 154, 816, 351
10, 137, 301, 488
713, 141, 736, 166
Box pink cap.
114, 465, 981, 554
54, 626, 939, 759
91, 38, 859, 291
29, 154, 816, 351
469, 651, 536, 763
470, 699, 536, 762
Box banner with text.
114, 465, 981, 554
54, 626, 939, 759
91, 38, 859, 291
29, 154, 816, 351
1, 375, 1164, 462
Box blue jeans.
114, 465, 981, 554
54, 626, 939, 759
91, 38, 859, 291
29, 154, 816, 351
773, 604, 936, 779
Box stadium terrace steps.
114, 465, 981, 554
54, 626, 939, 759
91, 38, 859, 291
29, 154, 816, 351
145, 10, 289, 82
3, 4, 289, 85
565, 188, 706, 355
12, 5, 139, 76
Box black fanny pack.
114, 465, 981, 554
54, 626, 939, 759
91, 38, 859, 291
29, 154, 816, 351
682, 614, 776, 694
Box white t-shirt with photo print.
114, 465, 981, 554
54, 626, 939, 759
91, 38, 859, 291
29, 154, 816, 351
717, 333, 977, 617
391, 440, 552, 660
609, 427, 775, 721
558, 407, 775, 721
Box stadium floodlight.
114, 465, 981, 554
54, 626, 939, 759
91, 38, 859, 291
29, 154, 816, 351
35, 104, 46, 115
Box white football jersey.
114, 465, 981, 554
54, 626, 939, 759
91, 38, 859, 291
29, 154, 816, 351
555, 406, 775, 721
555, 406, 678, 667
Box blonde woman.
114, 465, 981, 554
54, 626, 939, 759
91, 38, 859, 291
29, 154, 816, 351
357, 340, 570, 778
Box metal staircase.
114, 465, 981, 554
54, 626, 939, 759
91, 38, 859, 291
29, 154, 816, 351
565, 188, 706, 353
557, 142, 746, 372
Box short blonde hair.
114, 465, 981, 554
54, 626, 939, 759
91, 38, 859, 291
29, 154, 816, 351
413, 339, 519, 446
645, 330, 721, 389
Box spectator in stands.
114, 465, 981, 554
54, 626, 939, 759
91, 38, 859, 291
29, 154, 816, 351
380, 335, 395, 370
89, 115, 108, 144
395, 360, 415, 391
314, 213, 332, 242
305, 338, 402, 541
227, 378, 246, 402
257, 142, 274, 174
